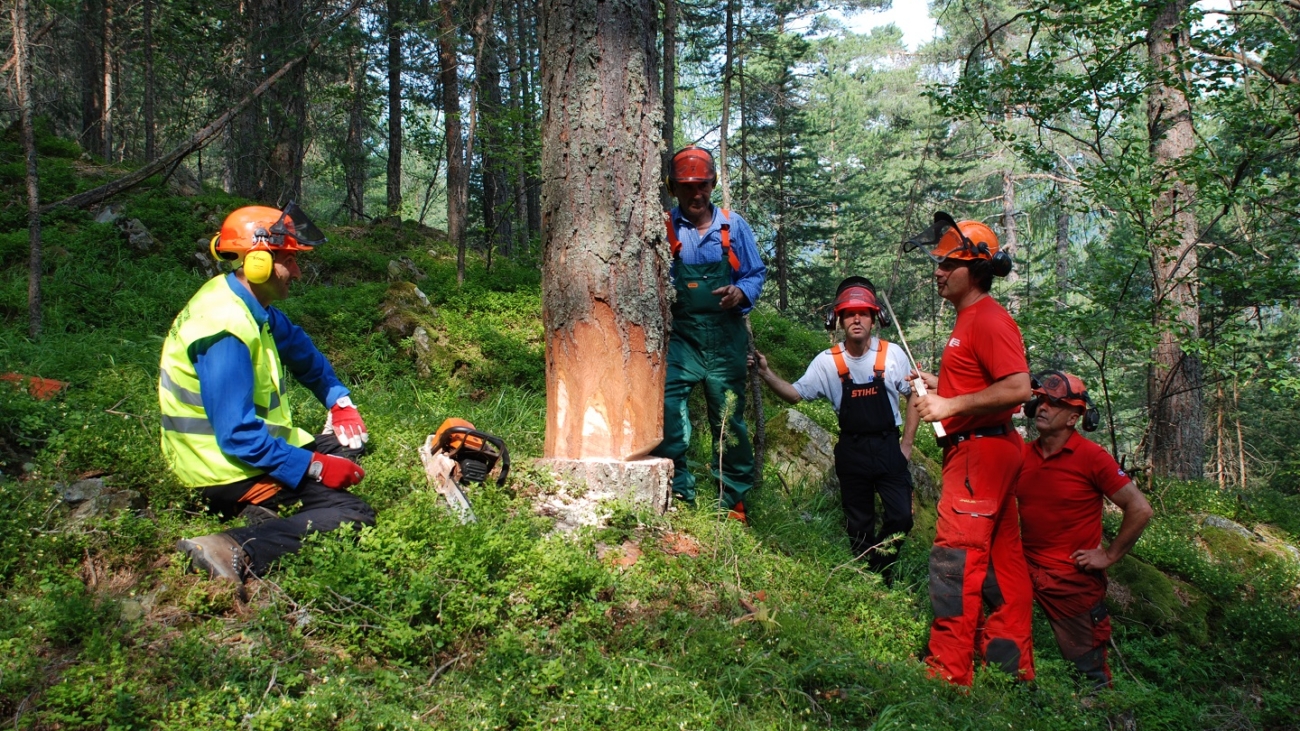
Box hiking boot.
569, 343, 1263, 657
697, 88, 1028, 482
176, 533, 250, 583
238, 503, 279, 527
727, 502, 748, 525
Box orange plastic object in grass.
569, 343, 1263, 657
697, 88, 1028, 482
1, 373, 68, 400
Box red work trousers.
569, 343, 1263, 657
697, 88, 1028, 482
924, 432, 1035, 686
1029, 561, 1112, 688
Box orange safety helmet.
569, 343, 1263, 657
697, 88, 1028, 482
931, 220, 1000, 262
667, 146, 717, 186
1025, 370, 1100, 431
904, 211, 1013, 277
210, 202, 325, 261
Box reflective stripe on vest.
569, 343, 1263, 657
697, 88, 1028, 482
158, 275, 312, 487
665, 209, 741, 272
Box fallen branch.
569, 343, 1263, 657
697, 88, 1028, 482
40, 0, 365, 213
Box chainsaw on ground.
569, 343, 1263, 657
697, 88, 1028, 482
418, 418, 510, 524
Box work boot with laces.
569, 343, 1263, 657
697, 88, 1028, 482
176, 533, 251, 583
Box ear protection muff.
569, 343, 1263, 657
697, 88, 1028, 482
1081, 398, 1100, 432
243, 249, 274, 284
990, 249, 1013, 277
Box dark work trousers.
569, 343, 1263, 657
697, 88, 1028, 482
200, 433, 375, 576
834, 431, 914, 574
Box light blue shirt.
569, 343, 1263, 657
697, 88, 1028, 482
668, 204, 767, 314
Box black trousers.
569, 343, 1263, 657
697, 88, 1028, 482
200, 434, 376, 576
833, 432, 914, 573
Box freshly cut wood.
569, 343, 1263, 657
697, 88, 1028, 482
539, 0, 668, 461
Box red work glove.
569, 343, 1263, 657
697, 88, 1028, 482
308, 452, 365, 489
324, 396, 369, 450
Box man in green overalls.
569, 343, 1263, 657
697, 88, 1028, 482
651, 146, 767, 522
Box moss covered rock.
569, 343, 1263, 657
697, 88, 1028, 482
1108, 555, 1211, 644
764, 408, 836, 491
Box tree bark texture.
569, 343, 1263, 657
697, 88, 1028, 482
659, 0, 676, 210
80, 0, 104, 158
263, 0, 309, 205
1000, 169, 1020, 310
439, 0, 468, 284
539, 0, 668, 460
143, 0, 156, 162
1146, 0, 1205, 480
386, 0, 403, 214
344, 46, 368, 220
14, 0, 43, 337
102, 0, 114, 161
718, 0, 734, 210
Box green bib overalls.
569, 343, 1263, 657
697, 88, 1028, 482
652, 255, 755, 508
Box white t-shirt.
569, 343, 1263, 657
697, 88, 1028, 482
791, 337, 913, 424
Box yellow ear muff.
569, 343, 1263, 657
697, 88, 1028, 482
244, 250, 274, 284
209, 234, 222, 261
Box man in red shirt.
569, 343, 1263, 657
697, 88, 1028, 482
1017, 371, 1152, 688
907, 212, 1035, 686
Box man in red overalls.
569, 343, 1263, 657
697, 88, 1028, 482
1017, 371, 1152, 688
907, 212, 1035, 686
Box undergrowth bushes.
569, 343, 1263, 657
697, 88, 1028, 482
0, 140, 1298, 728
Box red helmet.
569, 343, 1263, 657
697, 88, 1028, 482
1031, 371, 1089, 409
668, 146, 717, 185
833, 283, 881, 317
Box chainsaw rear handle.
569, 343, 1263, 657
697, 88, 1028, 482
434, 426, 511, 486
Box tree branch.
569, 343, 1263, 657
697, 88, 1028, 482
41, 0, 365, 212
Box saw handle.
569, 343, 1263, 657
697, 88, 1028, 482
435, 426, 511, 486
911, 378, 948, 439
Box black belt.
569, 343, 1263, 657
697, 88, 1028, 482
842, 428, 900, 440
936, 423, 1010, 449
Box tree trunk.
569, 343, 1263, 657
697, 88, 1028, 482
479, 16, 508, 258
539, 0, 668, 460
227, 0, 263, 198
14, 0, 42, 337
1055, 188, 1069, 300
344, 47, 368, 220
1146, 0, 1204, 480
80, 0, 105, 157
386, 0, 403, 214
264, 0, 308, 205
718, 0, 734, 210
1000, 169, 1020, 310
507, 2, 528, 254
439, 0, 468, 284
523, 4, 542, 244
143, 0, 156, 162
660, 0, 676, 210
102, 0, 114, 162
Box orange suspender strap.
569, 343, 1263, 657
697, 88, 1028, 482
665, 212, 682, 258
719, 209, 741, 272
873, 340, 890, 379
830, 344, 850, 382
665, 209, 741, 273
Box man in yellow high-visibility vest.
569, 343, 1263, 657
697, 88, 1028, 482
161, 203, 373, 583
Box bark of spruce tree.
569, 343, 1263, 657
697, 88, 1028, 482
538, 0, 670, 479
14, 0, 43, 337
386, 0, 403, 215
1146, 0, 1205, 480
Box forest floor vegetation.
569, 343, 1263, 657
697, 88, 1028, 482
1, 138, 1298, 730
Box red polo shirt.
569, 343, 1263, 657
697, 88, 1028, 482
936, 295, 1028, 434
1016, 431, 1132, 570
